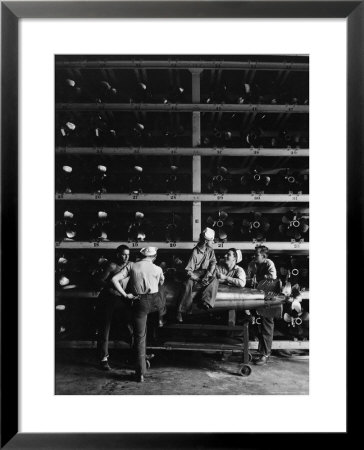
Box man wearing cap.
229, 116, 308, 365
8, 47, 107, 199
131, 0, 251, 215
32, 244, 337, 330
247, 245, 278, 365
215, 248, 246, 288
95, 245, 133, 371
176, 227, 219, 322
111, 247, 166, 382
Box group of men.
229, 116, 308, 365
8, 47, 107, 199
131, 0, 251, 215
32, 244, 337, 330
96, 227, 278, 382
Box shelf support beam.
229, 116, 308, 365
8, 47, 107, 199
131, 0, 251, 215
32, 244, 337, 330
191, 69, 203, 241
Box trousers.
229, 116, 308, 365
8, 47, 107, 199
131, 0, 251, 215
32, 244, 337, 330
96, 292, 133, 360
258, 316, 275, 356
132, 289, 166, 376
177, 277, 219, 313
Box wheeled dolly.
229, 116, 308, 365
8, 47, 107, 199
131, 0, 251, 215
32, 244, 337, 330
147, 315, 253, 377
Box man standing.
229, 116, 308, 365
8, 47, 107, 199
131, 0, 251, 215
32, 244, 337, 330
111, 247, 166, 382
247, 245, 277, 365
176, 227, 219, 322
96, 245, 133, 371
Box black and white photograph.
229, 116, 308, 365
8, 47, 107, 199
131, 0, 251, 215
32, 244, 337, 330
54, 54, 309, 395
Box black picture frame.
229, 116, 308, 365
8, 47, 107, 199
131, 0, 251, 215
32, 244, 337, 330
1, 1, 356, 447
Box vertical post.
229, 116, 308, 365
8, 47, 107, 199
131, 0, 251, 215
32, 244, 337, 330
228, 309, 236, 327
191, 69, 202, 241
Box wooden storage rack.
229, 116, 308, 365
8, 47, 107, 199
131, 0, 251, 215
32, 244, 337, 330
55, 57, 309, 354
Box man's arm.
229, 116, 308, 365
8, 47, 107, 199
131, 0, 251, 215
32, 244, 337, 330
159, 267, 165, 286
111, 264, 134, 298
185, 249, 199, 279
94, 262, 117, 289
226, 267, 246, 288
264, 260, 277, 280
206, 249, 217, 277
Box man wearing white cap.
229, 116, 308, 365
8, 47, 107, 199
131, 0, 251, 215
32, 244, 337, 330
176, 227, 218, 322
215, 248, 246, 288
111, 246, 166, 382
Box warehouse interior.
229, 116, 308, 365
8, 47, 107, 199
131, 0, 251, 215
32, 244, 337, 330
55, 55, 309, 395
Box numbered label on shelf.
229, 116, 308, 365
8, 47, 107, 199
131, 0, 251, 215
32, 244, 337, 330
94, 194, 102, 200
169, 242, 177, 247
217, 243, 224, 248
288, 192, 301, 201
95, 147, 104, 154
214, 194, 224, 201
131, 242, 139, 247
57, 193, 64, 199
251, 192, 261, 200
249, 147, 261, 155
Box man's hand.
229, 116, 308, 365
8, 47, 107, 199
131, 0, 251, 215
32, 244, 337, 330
217, 273, 227, 281
125, 293, 136, 300
190, 273, 200, 281
200, 277, 211, 286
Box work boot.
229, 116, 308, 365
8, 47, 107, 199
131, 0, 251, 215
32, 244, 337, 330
134, 373, 145, 383
253, 355, 269, 365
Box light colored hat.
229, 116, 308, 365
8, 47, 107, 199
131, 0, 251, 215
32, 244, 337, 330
202, 227, 215, 241
236, 249, 243, 264
140, 246, 158, 257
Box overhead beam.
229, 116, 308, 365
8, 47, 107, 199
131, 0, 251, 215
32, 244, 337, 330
56, 103, 309, 113
56, 60, 309, 71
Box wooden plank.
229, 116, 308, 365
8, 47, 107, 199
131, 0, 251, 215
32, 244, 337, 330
56, 60, 309, 71
192, 201, 201, 242
55, 147, 309, 157
56, 340, 309, 350
56, 193, 309, 202
55, 241, 309, 252
56, 103, 309, 113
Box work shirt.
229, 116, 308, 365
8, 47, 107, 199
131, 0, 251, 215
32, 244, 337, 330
185, 245, 217, 277
117, 259, 164, 295
215, 264, 246, 288
247, 258, 277, 282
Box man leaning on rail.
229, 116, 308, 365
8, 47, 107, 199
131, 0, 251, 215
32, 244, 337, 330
175, 227, 219, 323
111, 246, 166, 382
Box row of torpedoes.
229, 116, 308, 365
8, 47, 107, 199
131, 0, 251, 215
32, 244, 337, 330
56, 253, 309, 334
56, 163, 309, 195
55, 209, 309, 242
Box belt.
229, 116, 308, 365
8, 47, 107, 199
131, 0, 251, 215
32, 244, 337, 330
137, 292, 158, 299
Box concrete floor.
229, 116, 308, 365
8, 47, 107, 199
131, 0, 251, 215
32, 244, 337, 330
55, 349, 309, 395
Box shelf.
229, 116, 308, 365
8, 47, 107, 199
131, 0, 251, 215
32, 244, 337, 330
55, 340, 309, 350
56, 59, 309, 71
55, 241, 309, 251
56, 193, 309, 202
55, 147, 309, 157
56, 289, 309, 300
56, 103, 309, 113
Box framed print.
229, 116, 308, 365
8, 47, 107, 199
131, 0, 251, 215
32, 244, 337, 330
1, 0, 357, 447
